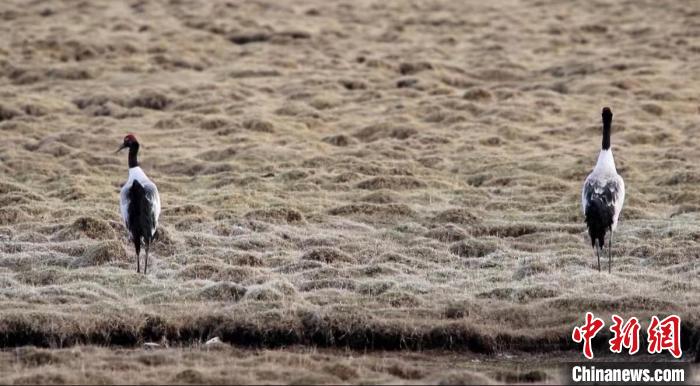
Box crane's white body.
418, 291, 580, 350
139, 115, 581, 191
581, 149, 625, 231
119, 166, 160, 240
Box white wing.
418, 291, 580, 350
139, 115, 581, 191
581, 174, 593, 215
612, 174, 625, 230
119, 182, 132, 238
143, 181, 161, 236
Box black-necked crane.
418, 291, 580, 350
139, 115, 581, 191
582, 107, 625, 273
117, 134, 161, 274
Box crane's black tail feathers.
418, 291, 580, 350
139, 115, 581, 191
127, 180, 156, 247
585, 195, 614, 249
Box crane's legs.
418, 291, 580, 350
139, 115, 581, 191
144, 242, 150, 275
609, 230, 613, 274
135, 243, 141, 274
595, 244, 601, 272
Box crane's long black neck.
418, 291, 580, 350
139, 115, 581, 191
128, 143, 139, 168
602, 113, 612, 150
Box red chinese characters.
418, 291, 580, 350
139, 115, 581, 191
573, 313, 682, 359
572, 312, 605, 359
609, 315, 640, 354
647, 315, 682, 358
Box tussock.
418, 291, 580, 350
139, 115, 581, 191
328, 203, 414, 217
0, 207, 30, 225
357, 190, 398, 203
73, 241, 127, 267
177, 264, 259, 282
444, 300, 481, 319
354, 123, 418, 142
463, 87, 493, 101
242, 118, 274, 133
322, 134, 355, 147
356, 176, 426, 190
301, 247, 354, 264
449, 238, 498, 258
194, 282, 247, 301
298, 278, 357, 292
425, 224, 468, 242
513, 259, 550, 280
399, 61, 433, 75
244, 207, 304, 224
199, 117, 230, 131
357, 280, 395, 295
0, 104, 21, 121
14, 268, 65, 286
54, 217, 116, 241
431, 208, 480, 225
339, 79, 367, 90
128, 89, 172, 110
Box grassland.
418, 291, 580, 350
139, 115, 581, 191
0, 0, 699, 383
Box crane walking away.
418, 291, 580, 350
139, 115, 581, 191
117, 134, 161, 274
581, 107, 625, 273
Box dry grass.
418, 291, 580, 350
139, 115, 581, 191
1, 0, 700, 383
0, 346, 568, 384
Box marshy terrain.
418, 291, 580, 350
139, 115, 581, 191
0, 0, 699, 383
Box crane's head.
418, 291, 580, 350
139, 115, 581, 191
117, 133, 138, 153
602, 107, 613, 126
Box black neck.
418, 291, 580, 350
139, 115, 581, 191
602, 114, 612, 150
128, 143, 139, 168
